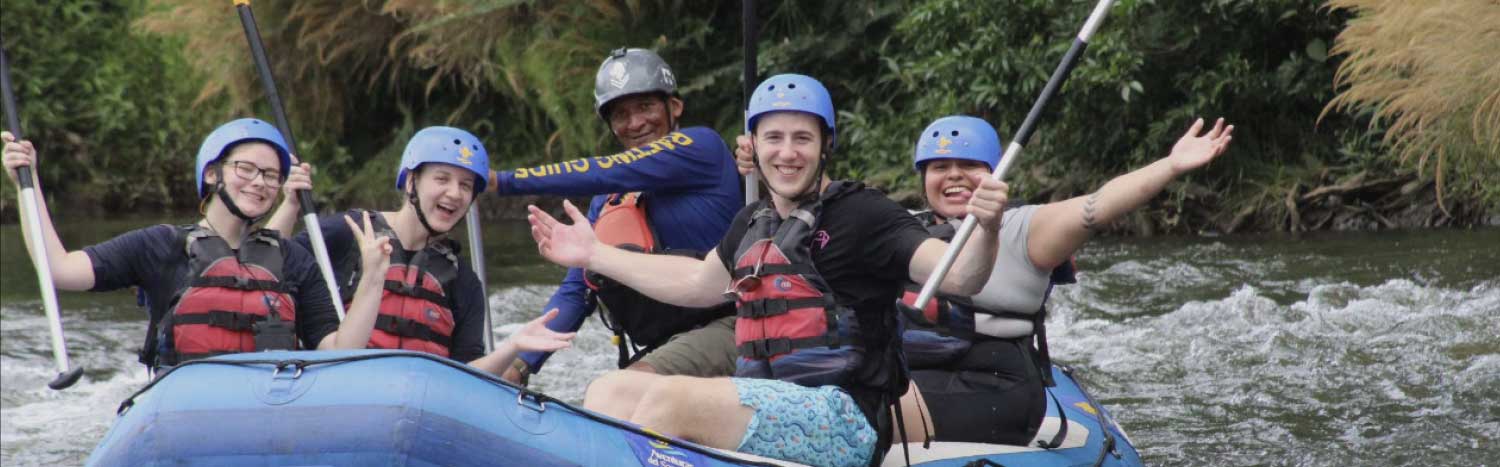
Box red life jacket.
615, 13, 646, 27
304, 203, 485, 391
340, 211, 458, 358
726, 182, 870, 388
155, 226, 297, 367
584, 193, 734, 368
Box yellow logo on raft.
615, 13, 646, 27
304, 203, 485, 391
514, 132, 696, 179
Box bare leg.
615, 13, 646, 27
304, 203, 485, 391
630, 376, 753, 450
891, 381, 933, 444
625, 360, 658, 373
583, 369, 666, 420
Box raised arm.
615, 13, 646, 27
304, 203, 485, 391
1027, 118, 1234, 269
3, 132, 97, 290
528, 200, 731, 308
491, 128, 729, 197
317, 211, 391, 350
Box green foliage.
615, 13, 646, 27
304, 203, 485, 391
1, 0, 215, 214
3, 0, 1491, 229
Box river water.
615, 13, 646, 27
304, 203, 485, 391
1, 215, 1496, 466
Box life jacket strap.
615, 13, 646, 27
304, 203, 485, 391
735, 297, 829, 318
189, 276, 289, 293
374, 314, 452, 348
732, 263, 818, 278
382, 279, 451, 306
170, 310, 269, 331
737, 335, 840, 360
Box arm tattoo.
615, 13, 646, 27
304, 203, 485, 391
1081, 192, 1100, 231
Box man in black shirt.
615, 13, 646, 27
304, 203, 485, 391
526, 74, 1008, 467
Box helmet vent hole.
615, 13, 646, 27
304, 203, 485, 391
453, 139, 462, 145
768, 85, 776, 91
788, 83, 797, 89
951, 130, 960, 136
931, 131, 939, 137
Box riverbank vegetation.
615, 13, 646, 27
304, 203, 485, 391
1, 0, 1494, 232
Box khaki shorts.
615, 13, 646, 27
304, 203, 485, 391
637, 315, 737, 377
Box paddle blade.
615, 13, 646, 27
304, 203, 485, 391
48, 367, 84, 390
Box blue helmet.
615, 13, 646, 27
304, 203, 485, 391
396, 126, 490, 194
746, 74, 837, 150
913, 116, 1001, 173
194, 118, 292, 199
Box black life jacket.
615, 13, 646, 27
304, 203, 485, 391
338, 210, 459, 358
726, 182, 895, 389
147, 225, 298, 368
897, 209, 1077, 385
584, 192, 734, 368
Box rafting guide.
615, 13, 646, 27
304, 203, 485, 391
489, 47, 743, 383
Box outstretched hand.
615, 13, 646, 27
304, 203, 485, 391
510, 309, 576, 353
1167, 118, 1235, 175
344, 210, 393, 275
527, 199, 597, 269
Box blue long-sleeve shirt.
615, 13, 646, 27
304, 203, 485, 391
495, 126, 742, 373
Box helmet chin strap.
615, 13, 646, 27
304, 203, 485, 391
213, 169, 266, 225
406, 186, 442, 240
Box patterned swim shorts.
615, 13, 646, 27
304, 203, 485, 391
732, 377, 876, 467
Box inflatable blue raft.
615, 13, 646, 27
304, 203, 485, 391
87, 350, 1140, 466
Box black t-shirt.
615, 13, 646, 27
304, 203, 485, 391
295, 210, 488, 363
84, 224, 341, 355
716, 184, 930, 318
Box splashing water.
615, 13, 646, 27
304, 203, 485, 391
2, 228, 1496, 466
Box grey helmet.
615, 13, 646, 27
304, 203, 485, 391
593, 48, 678, 120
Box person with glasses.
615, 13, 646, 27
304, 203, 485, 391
526, 74, 1009, 467
265, 126, 576, 376
2, 118, 386, 371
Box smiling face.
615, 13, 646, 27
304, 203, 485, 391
754, 112, 826, 204
203, 142, 282, 218
405, 163, 477, 233
922, 158, 992, 219
606, 93, 684, 149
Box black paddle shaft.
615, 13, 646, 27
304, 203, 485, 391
233, 2, 315, 214
1, 34, 86, 391
0, 34, 36, 190
742, 0, 758, 107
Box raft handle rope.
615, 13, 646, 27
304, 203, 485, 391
1059, 364, 1121, 466
911, 0, 1117, 311
516, 390, 547, 413
1, 34, 85, 391
114, 352, 786, 467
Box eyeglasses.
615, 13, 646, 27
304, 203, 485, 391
227, 160, 283, 187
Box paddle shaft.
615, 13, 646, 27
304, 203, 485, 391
741, 0, 759, 206
1, 35, 84, 390
233, 0, 346, 321
913, 0, 1116, 310
466, 204, 494, 353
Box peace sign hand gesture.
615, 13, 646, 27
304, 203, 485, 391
344, 211, 393, 275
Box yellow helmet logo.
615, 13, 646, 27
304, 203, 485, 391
457, 146, 474, 166
935, 136, 953, 154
